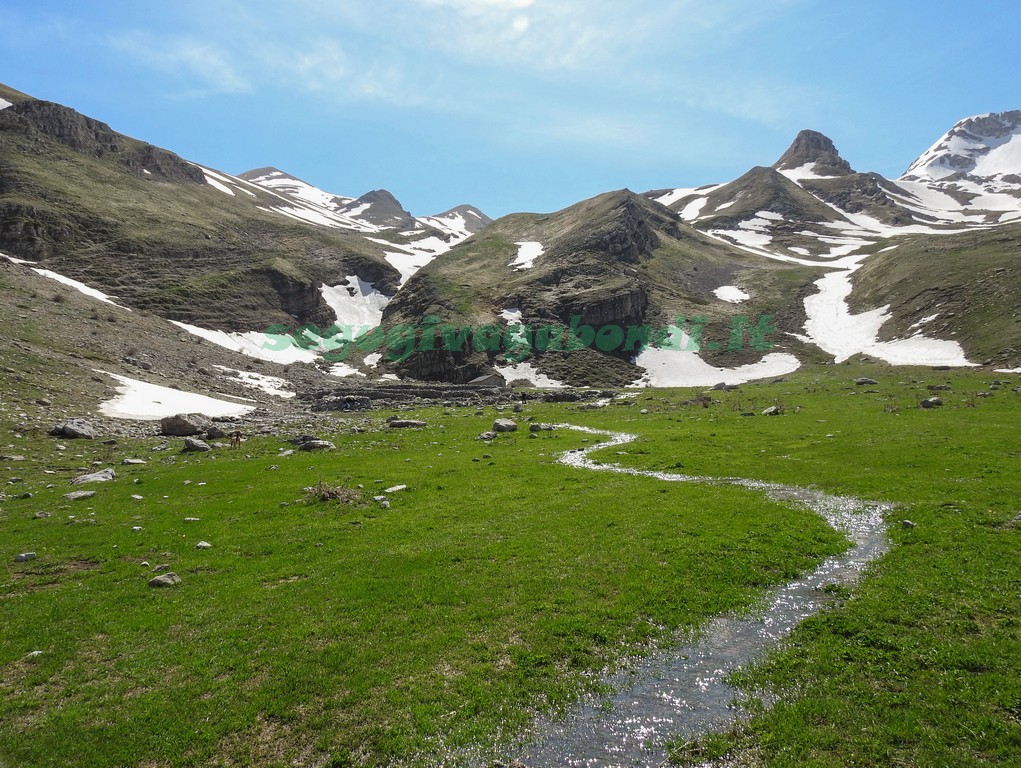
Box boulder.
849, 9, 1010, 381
63, 490, 96, 501
160, 413, 212, 437
920, 397, 943, 409
50, 418, 95, 440
493, 419, 518, 433
855, 377, 879, 386
762, 406, 782, 416
299, 440, 336, 451
182, 438, 212, 453
148, 573, 181, 588
70, 468, 116, 485
388, 420, 427, 429
14, 552, 37, 563
477, 431, 497, 441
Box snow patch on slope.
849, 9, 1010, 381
714, 286, 750, 303
510, 241, 544, 271
320, 277, 389, 332
3, 254, 131, 309
632, 346, 801, 388
798, 254, 976, 367
170, 321, 317, 365
97, 370, 254, 419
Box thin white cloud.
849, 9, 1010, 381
111, 32, 251, 94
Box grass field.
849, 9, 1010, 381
1, 363, 1019, 767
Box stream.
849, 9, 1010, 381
483, 424, 892, 767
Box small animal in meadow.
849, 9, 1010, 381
229, 431, 242, 449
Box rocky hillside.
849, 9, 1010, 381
377, 189, 821, 386
0, 84, 408, 332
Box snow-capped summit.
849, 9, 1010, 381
901, 110, 1021, 183
419, 205, 493, 239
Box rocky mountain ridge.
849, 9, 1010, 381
1, 79, 1018, 401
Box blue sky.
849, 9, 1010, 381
2, 1, 1019, 218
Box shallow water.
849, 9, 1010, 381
484, 425, 892, 767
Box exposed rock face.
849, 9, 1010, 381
803, 173, 918, 225
0, 100, 204, 182
1, 100, 123, 156
773, 129, 854, 176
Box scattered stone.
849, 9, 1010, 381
712, 382, 727, 391
184, 517, 200, 522
63, 490, 97, 501
483, 454, 493, 459
160, 413, 212, 437
741, 412, 756, 417
493, 419, 517, 433
379, 500, 391, 509
640, 409, 649, 415
132, 526, 143, 532
206, 426, 228, 440
71, 468, 117, 486
762, 406, 782, 416
388, 420, 428, 429
478, 431, 497, 441
36, 398, 52, 407
513, 403, 523, 413
902, 520, 917, 529
152, 564, 171, 573
25, 650, 44, 660
278, 450, 296, 457
927, 385, 952, 392
920, 397, 943, 409
50, 418, 96, 440
1, 455, 26, 462
33, 511, 51, 519
528, 423, 555, 432
384, 485, 408, 494
148, 573, 181, 588
122, 458, 147, 466
182, 438, 212, 453
196, 541, 212, 550
151, 442, 170, 452
855, 377, 879, 386
131, 494, 144, 501
14, 552, 37, 562
299, 440, 336, 451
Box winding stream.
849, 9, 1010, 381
488, 425, 892, 767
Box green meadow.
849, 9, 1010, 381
1, 364, 1019, 767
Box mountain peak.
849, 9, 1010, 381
901, 109, 1021, 182
773, 129, 854, 177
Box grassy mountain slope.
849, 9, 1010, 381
0, 85, 400, 331
850, 223, 1021, 368
379, 190, 823, 385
